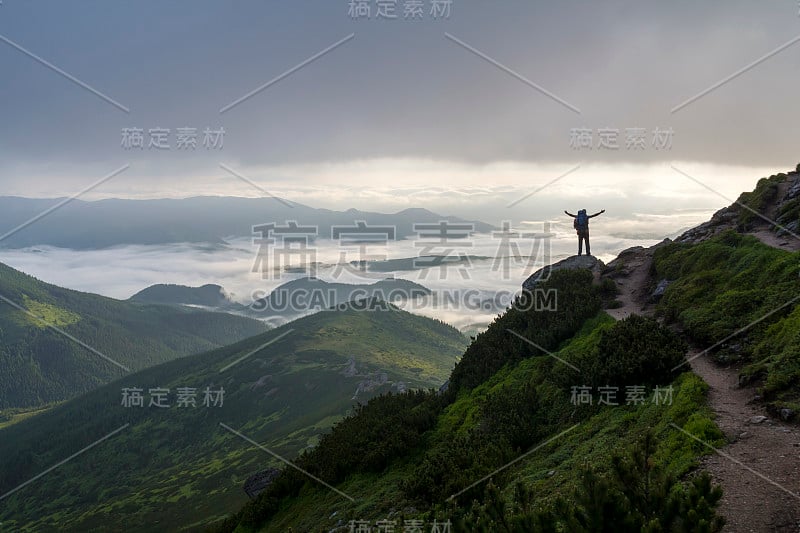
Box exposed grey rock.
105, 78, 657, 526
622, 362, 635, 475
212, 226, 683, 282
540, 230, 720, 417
780, 408, 795, 422
649, 279, 671, 302
675, 206, 737, 244
602, 247, 644, 278
522, 255, 604, 290
341, 357, 358, 377
352, 371, 390, 398
244, 467, 281, 499
786, 176, 800, 200
250, 374, 273, 390
776, 219, 799, 237
749, 415, 768, 424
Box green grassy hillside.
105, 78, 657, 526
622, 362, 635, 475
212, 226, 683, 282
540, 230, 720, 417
0, 262, 268, 409
0, 304, 468, 532
213, 271, 724, 532
653, 230, 800, 412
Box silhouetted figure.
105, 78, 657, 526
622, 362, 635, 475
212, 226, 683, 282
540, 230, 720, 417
565, 209, 605, 256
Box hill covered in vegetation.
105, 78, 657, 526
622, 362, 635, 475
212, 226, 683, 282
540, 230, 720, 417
129, 284, 233, 307
0, 304, 468, 532
214, 270, 725, 532
0, 262, 268, 409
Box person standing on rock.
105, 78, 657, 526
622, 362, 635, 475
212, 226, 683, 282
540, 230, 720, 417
565, 208, 605, 256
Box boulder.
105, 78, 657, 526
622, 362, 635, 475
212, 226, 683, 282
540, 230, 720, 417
787, 174, 800, 200
649, 279, 671, 303
776, 219, 799, 238
522, 255, 604, 291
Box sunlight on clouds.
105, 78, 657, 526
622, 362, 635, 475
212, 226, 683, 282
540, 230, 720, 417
0, 159, 780, 237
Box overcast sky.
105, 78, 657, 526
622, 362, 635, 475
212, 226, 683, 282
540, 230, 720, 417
1, 0, 798, 227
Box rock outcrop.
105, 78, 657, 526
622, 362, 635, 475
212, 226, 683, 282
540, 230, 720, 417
522, 255, 604, 291
674, 206, 739, 245
244, 468, 281, 499
676, 165, 800, 245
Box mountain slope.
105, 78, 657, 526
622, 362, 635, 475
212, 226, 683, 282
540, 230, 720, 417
0, 305, 468, 532
590, 237, 800, 531
643, 166, 800, 412
213, 270, 722, 532
0, 262, 268, 409
675, 164, 800, 246
103, 167, 795, 532
561, 168, 800, 531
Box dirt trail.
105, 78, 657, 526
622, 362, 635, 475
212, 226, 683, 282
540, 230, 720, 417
747, 230, 800, 253
602, 243, 800, 532
603, 248, 655, 321
689, 353, 800, 532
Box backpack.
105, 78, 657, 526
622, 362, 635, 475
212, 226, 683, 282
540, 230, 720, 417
574, 209, 589, 230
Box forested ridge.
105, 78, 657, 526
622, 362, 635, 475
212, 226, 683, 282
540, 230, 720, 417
0, 304, 468, 532
215, 270, 725, 532
0, 262, 268, 409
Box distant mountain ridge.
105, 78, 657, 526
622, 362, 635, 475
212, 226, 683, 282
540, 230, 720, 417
130, 283, 232, 307
0, 196, 494, 249
130, 277, 433, 326
250, 277, 430, 311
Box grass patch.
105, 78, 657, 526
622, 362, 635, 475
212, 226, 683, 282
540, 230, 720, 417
224, 310, 721, 532
653, 230, 800, 407
17, 295, 81, 329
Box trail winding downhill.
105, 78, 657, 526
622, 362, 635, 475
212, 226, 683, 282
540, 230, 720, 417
602, 238, 800, 532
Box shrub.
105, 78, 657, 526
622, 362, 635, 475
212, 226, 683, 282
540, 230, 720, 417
446, 269, 602, 398
455, 431, 724, 532
562, 315, 686, 390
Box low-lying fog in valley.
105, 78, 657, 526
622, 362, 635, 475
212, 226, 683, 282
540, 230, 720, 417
0, 224, 668, 329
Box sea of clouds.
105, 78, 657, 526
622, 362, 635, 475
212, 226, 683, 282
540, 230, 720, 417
0, 220, 669, 329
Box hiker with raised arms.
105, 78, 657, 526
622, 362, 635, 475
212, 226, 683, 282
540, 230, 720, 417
565, 208, 605, 256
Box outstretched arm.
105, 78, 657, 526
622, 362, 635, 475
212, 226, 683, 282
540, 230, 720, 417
564, 210, 576, 218
588, 209, 605, 218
